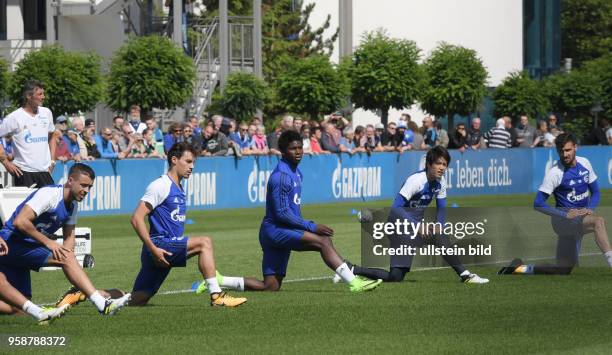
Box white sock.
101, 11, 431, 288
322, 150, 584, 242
220, 276, 245, 291
604, 251, 612, 267
206, 277, 222, 294
89, 291, 107, 312
22, 300, 44, 321
460, 270, 470, 277
335, 263, 356, 283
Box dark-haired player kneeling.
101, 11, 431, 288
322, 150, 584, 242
335, 146, 489, 284
499, 133, 612, 275
196, 130, 382, 293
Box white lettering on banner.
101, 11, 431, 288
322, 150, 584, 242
183, 173, 216, 206
331, 161, 381, 199
445, 158, 512, 189
248, 163, 271, 203
79, 176, 121, 211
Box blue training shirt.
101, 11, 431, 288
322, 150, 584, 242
391, 170, 447, 222
0, 185, 78, 243
539, 156, 597, 209
141, 175, 187, 239
262, 159, 316, 232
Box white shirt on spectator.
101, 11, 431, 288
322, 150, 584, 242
0, 107, 55, 172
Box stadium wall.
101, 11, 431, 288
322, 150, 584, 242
2, 146, 603, 216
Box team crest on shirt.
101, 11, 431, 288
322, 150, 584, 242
293, 193, 301, 205
579, 170, 588, 177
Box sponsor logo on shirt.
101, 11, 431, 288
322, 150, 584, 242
24, 131, 48, 144
566, 189, 589, 203
170, 206, 186, 222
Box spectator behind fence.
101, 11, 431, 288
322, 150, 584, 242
380, 122, 399, 152
301, 125, 313, 154
81, 126, 100, 159
128, 104, 146, 134
212, 114, 223, 131
422, 116, 437, 149
408, 121, 424, 150
484, 118, 512, 148
467, 117, 483, 149
231, 122, 252, 155
163, 122, 183, 153
64, 129, 84, 161
71, 116, 84, 135
533, 120, 548, 147
321, 121, 349, 153
145, 114, 164, 142
515, 115, 537, 148
310, 126, 329, 154
54, 116, 73, 162
353, 125, 365, 148
249, 125, 269, 155
96, 127, 126, 159
189, 115, 202, 136
583, 118, 609, 145
396, 121, 413, 151
503, 116, 518, 147
547, 114, 559, 130
294, 117, 303, 133
268, 114, 294, 155
435, 121, 449, 148
111, 115, 125, 135
448, 123, 468, 152
183, 123, 203, 155
142, 128, 162, 158
118, 121, 137, 153
202, 125, 229, 156
362, 124, 383, 152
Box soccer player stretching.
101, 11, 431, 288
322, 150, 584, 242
0, 238, 69, 324
337, 146, 489, 284
197, 130, 382, 292
0, 163, 130, 316
499, 133, 612, 275
129, 142, 246, 307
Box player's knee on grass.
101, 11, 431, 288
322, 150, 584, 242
387, 267, 409, 282
128, 291, 152, 306
263, 275, 282, 291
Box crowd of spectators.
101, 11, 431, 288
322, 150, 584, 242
5, 107, 607, 164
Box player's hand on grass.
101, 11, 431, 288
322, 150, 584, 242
151, 247, 172, 268
46, 242, 71, 261
0, 239, 8, 256
315, 224, 334, 237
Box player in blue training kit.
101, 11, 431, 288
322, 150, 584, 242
499, 133, 612, 275
195, 130, 382, 293
0, 163, 130, 317
129, 142, 246, 307
337, 146, 489, 284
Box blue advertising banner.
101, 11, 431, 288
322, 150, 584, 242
47, 146, 610, 216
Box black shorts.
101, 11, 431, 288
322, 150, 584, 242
14, 171, 54, 188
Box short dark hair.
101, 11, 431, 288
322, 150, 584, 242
555, 132, 577, 150
69, 163, 96, 180
22, 80, 44, 101
426, 146, 451, 167
278, 130, 303, 153
113, 115, 124, 122
167, 142, 197, 166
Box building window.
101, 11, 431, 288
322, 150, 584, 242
523, 0, 561, 79
0, 0, 7, 40
23, 0, 46, 40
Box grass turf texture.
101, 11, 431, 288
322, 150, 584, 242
1, 192, 611, 354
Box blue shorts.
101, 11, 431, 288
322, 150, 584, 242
0, 237, 51, 271
259, 222, 304, 276
0, 264, 32, 298
551, 216, 584, 266
132, 236, 189, 296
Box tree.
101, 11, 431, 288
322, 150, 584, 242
219, 71, 267, 121
582, 54, 612, 118
277, 55, 348, 119
348, 30, 422, 125
9, 45, 103, 115
0, 57, 8, 101
561, 0, 612, 68
420, 43, 488, 129
107, 36, 195, 112
492, 71, 549, 120
542, 69, 601, 120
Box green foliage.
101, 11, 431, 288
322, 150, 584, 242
420, 43, 488, 126
561, 0, 612, 67
107, 36, 195, 112
9, 45, 103, 115
492, 71, 549, 119
561, 116, 593, 141
219, 71, 267, 121
542, 69, 601, 119
348, 30, 422, 124
277, 55, 348, 119
582, 54, 612, 118
0, 57, 8, 102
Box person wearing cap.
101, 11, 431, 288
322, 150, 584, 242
395, 121, 414, 153
0, 80, 61, 187
62, 129, 83, 162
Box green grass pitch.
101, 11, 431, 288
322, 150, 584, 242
1, 192, 611, 354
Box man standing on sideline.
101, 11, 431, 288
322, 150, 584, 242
515, 115, 537, 148
0, 80, 60, 188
